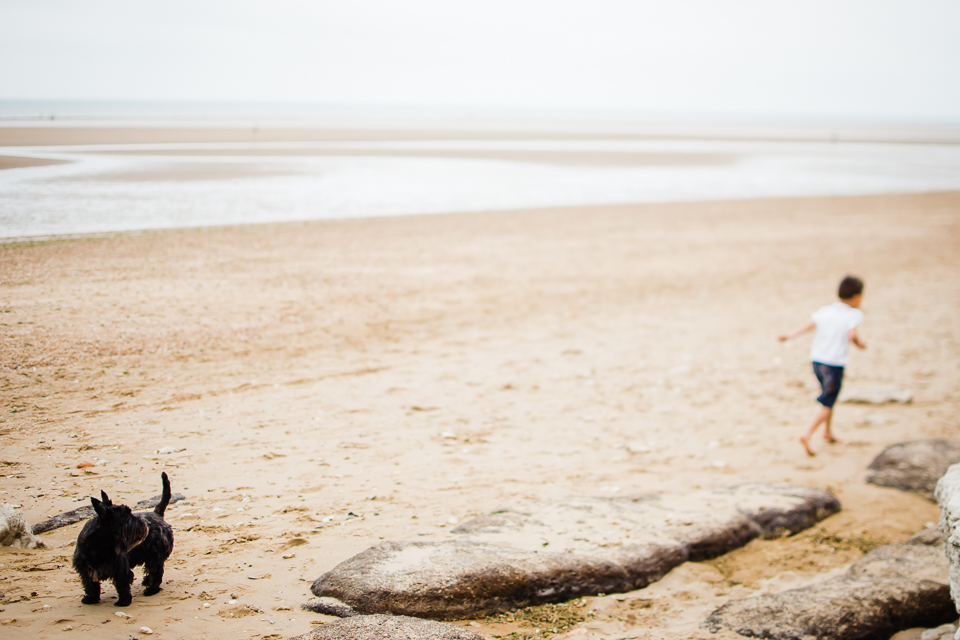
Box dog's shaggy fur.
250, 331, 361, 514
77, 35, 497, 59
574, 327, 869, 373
72, 472, 174, 606
0, 503, 45, 549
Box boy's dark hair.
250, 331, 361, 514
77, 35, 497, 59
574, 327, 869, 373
838, 276, 864, 300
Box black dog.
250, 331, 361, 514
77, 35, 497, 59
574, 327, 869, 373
72, 472, 174, 606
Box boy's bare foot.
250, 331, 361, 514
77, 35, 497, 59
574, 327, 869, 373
800, 436, 816, 456
823, 435, 840, 444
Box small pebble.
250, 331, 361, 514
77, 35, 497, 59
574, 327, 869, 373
139, 627, 153, 635
115, 611, 130, 618
626, 442, 652, 454
157, 446, 184, 455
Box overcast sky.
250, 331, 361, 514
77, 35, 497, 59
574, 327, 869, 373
2, 1, 959, 123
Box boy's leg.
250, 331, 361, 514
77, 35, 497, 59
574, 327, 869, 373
800, 406, 831, 456
823, 408, 839, 443
804, 363, 842, 453
821, 365, 844, 443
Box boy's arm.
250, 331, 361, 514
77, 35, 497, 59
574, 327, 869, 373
848, 327, 867, 349
778, 321, 815, 342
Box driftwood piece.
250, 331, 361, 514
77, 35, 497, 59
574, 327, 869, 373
31, 492, 185, 534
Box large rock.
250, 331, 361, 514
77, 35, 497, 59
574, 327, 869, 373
288, 614, 486, 640
935, 463, 960, 620
867, 440, 960, 501
311, 483, 839, 620
704, 532, 953, 640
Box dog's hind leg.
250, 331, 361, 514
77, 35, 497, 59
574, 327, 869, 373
142, 561, 164, 596
79, 572, 101, 605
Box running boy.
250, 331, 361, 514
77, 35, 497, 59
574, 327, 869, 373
779, 276, 867, 456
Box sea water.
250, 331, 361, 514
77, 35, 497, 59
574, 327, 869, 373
2, 137, 960, 239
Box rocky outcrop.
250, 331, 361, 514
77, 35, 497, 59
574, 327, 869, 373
310, 483, 839, 620
867, 440, 960, 501
31, 492, 186, 534
704, 532, 953, 640
935, 463, 960, 620
287, 614, 486, 640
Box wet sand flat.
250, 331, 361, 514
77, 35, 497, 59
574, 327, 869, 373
0, 155, 69, 170
76, 148, 736, 168
0, 127, 568, 147
1, 191, 958, 639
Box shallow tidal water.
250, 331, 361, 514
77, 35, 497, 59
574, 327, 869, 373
3, 137, 960, 239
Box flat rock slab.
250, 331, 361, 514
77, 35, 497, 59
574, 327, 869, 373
842, 386, 913, 404
31, 492, 186, 534
867, 440, 960, 501
287, 614, 486, 640
704, 532, 953, 640
311, 483, 838, 620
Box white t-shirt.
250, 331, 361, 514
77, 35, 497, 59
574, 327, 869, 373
810, 302, 863, 367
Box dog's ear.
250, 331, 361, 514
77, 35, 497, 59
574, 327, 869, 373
100, 490, 112, 506
91, 496, 107, 518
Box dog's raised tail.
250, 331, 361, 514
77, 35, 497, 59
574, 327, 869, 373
154, 472, 171, 518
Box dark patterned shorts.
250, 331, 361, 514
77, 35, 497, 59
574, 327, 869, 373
813, 362, 845, 408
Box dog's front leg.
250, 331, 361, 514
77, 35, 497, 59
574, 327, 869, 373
112, 557, 134, 606
79, 571, 101, 605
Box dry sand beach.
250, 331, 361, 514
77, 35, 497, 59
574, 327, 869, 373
1, 127, 959, 639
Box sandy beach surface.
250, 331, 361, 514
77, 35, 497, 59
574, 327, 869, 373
1, 129, 959, 639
